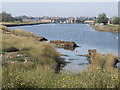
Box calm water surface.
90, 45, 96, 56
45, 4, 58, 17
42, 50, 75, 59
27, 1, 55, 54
9, 24, 118, 73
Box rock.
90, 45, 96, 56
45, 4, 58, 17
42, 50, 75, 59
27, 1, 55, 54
50, 40, 79, 48
37, 37, 48, 41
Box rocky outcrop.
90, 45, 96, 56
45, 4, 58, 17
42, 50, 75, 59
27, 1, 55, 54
36, 37, 48, 41
50, 40, 79, 48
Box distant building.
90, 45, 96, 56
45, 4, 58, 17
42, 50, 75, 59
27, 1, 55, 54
40, 19, 51, 23
22, 19, 34, 22
108, 20, 112, 24
84, 20, 94, 24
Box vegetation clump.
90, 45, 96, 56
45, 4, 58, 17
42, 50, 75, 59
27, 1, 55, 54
93, 24, 119, 33
50, 40, 79, 48
2, 26, 60, 65
96, 13, 108, 25
111, 16, 120, 24
12, 29, 48, 41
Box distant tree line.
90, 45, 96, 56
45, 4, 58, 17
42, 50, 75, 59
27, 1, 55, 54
96, 13, 119, 25
0, 11, 23, 22
0, 11, 119, 25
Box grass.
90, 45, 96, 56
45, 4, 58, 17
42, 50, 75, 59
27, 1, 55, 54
12, 29, 37, 37
2, 26, 60, 65
2, 62, 119, 88
78, 63, 88, 65
11, 29, 45, 39
77, 54, 90, 57
0, 22, 46, 27
68, 58, 79, 60
90, 53, 118, 73
61, 54, 69, 57
2, 26, 119, 89
93, 24, 120, 33
0, 25, 11, 32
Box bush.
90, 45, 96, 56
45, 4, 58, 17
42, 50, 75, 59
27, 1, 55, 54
112, 16, 120, 24
96, 13, 108, 25
0, 25, 11, 32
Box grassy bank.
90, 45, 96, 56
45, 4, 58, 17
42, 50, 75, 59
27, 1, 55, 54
3, 53, 119, 88
0, 22, 48, 27
1, 25, 60, 65
92, 24, 120, 33
1, 25, 119, 89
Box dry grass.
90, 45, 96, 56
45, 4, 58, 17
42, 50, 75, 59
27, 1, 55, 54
0, 25, 11, 32
12, 29, 37, 37
2, 27, 60, 65
2, 26, 119, 89
93, 25, 120, 33
2, 62, 119, 88
90, 53, 118, 73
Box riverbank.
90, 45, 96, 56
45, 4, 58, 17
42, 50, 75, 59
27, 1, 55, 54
1, 25, 119, 88
92, 24, 120, 33
0, 22, 49, 27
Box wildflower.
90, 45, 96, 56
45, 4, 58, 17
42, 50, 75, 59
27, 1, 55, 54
63, 85, 67, 87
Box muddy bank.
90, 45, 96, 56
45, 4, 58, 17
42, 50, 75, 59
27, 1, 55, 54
50, 40, 79, 49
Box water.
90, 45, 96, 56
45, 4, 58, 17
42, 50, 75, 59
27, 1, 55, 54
9, 24, 118, 73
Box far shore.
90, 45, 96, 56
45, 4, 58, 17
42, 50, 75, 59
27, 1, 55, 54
0, 22, 49, 27
1, 22, 119, 33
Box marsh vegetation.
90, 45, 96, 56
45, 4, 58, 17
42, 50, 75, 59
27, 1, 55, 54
1, 25, 119, 89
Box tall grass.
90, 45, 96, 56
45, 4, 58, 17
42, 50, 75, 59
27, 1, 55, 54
93, 25, 119, 33
2, 28, 60, 65
90, 53, 118, 73
2, 26, 119, 89
12, 29, 37, 37
2, 62, 119, 88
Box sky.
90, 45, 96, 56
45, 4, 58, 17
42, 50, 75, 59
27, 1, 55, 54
1, 0, 119, 2
1, 2, 118, 17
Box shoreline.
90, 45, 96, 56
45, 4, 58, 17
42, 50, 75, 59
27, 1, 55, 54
91, 24, 120, 33
0, 22, 49, 27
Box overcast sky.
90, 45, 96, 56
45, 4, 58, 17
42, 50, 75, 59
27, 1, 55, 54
1, 2, 118, 17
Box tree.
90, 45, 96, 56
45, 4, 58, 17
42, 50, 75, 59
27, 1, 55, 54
111, 16, 120, 24
14, 18, 23, 22
96, 13, 108, 25
0, 11, 14, 22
